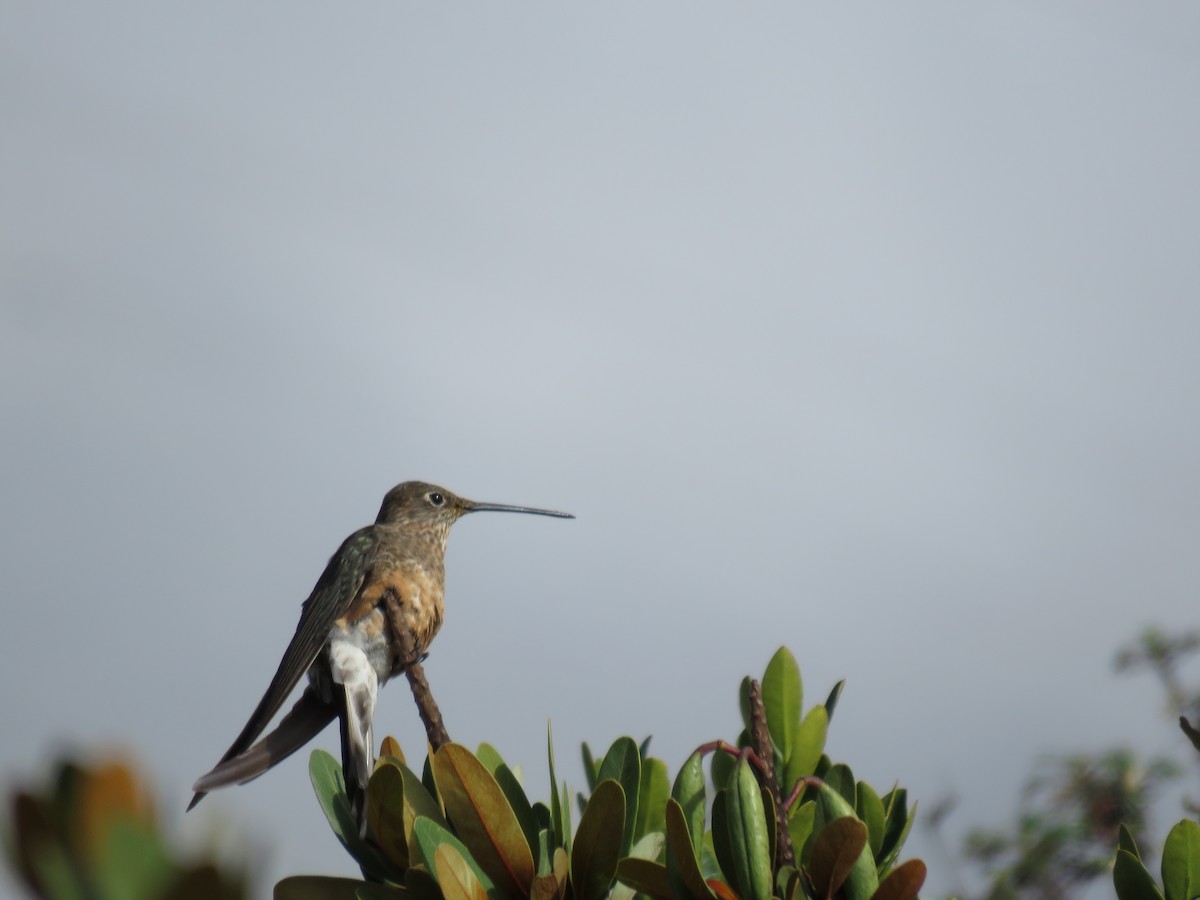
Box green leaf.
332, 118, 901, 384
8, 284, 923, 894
422, 755, 439, 807
548, 723, 567, 853
27, 842, 87, 900
777, 865, 801, 900
635, 757, 669, 841
672, 751, 706, 860
788, 800, 816, 861
475, 743, 505, 774
1115, 848, 1165, 900
494, 762, 540, 861
711, 737, 744, 791
630, 829, 666, 861
399, 760, 449, 847
411, 817, 497, 899
1162, 819, 1200, 900
870, 858, 927, 900
762, 647, 802, 765
665, 798, 717, 900
309, 750, 397, 882
738, 677, 754, 732
430, 744, 535, 898
700, 830, 722, 882
570, 779, 626, 900
615, 858, 675, 900
710, 790, 734, 887
582, 742, 600, 792
784, 706, 828, 791
719, 758, 773, 900
597, 736, 641, 857
1119, 823, 1142, 860
877, 790, 916, 874
95, 819, 173, 900
367, 763, 409, 869
761, 785, 777, 873
610, 833, 667, 900
855, 781, 885, 859
823, 764, 856, 807
824, 681, 845, 721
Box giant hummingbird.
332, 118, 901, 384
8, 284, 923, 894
189, 481, 573, 811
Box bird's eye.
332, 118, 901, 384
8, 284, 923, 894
428, 492, 445, 506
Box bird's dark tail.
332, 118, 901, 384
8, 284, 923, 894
188, 687, 337, 810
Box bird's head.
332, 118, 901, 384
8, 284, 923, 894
375, 481, 574, 530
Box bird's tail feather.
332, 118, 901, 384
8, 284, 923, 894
188, 687, 337, 810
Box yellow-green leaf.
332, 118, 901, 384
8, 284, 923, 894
1162, 819, 1200, 900
762, 648, 802, 765
431, 744, 534, 898
411, 817, 495, 900
784, 707, 828, 791
434, 843, 490, 900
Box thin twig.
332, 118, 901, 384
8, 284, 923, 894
694, 739, 772, 776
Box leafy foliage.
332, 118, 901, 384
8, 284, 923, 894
964, 750, 1180, 898
292, 647, 925, 900
5, 756, 248, 900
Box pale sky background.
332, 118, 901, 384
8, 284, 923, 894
3, 4, 1199, 898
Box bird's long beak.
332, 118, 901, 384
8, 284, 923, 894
464, 499, 574, 519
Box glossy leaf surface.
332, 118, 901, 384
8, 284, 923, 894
763, 647, 802, 764
431, 744, 534, 898
1114, 849, 1165, 900
570, 779, 626, 900
1162, 819, 1200, 900
871, 858, 926, 900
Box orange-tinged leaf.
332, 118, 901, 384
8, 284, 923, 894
707, 879, 740, 900
871, 859, 927, 900
531, 872, 562, 900
76, 761, 154, 865
434, 842, 490, 900
553, 847, 569, 900
431, 743, 534, 897
808, 817, 868, 899
381, 736, 405, 764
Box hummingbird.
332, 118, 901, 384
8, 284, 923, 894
189, 481, 573, 811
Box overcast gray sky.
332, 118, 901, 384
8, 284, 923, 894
3, 4, 1199, 897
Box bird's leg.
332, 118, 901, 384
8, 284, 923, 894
382, 591, 451, 750
329, 639, 378, 830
